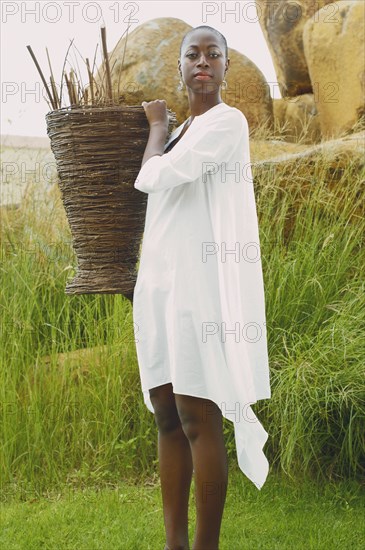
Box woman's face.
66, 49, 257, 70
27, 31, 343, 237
179, 30, 229, 95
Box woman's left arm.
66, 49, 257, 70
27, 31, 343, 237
140, 122, 168, 168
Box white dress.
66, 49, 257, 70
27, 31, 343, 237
132, 102, 271, 490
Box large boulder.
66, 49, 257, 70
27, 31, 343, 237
256, 0, 333, 96
93, 18, 273, 131
303, 0, 365, 138
252, 129, 365, 241
273, 94, 321, 143
254, 129, 365, 174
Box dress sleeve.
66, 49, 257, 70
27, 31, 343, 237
134, 109, 247, 193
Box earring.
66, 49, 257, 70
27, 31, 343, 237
221, 79, 228, 90
177, 76, 184, 91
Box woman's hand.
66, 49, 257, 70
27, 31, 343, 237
141, 99, 169, 129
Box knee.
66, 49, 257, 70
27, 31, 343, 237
149, 385, 182, 435
180, 419, 200, 442
177, 408, 201, 441
154, 408, 182, 435
177, 398, 222, 442
150, 399, 182, 435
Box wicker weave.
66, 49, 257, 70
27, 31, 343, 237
46, 104, 177, 302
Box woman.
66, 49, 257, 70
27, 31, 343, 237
133, 25, 271, 550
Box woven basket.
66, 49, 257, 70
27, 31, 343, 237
46, 104, 177, 302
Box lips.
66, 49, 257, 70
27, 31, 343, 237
194, 73, 213, 81
194, 72, 213, 77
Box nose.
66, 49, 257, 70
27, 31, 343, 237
198, 52, 207, 64
196, 53, 210, 67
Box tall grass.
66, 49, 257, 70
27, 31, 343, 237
1, 138, 364, 501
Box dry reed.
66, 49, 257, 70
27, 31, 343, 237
27, 23, 178, 299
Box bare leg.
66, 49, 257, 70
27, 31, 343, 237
175, 394, 228, 550
149, 383, 193, 550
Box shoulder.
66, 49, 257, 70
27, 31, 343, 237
223, 105, 248, 128
206, 104, 248, 134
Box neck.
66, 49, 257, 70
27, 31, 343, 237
187, 94, 223, 121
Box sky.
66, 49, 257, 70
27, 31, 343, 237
1, 0, 281, 137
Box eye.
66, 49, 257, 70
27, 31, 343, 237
186, 52, 220, 58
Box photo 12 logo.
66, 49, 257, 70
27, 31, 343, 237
1, 1, 140, 25
202, 241, 261, 263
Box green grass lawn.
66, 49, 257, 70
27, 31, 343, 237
1, 468, 364, 550
1, 140, 364, 549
